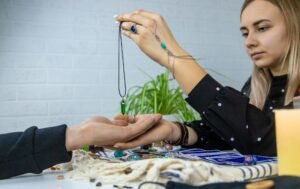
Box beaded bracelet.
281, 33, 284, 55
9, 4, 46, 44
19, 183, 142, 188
164, 122, 189, 146
152, 21, 196, 79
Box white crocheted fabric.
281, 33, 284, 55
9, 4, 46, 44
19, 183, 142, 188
62, 150, 277, 189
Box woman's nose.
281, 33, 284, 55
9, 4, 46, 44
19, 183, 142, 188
245, 33, 258, 49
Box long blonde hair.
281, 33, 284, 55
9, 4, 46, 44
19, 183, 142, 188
241, 0, 300, 109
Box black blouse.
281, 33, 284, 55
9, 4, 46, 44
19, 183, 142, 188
184, 74, 292, 156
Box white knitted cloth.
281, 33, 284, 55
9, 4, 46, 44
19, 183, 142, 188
63, 150, 277, 189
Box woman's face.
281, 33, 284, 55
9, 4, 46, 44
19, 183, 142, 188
240, 0, 288, 75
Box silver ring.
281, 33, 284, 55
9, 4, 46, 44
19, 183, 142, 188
130, 24, 138, 34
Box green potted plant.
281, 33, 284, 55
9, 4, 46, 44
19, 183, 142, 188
125, 70, 200, 122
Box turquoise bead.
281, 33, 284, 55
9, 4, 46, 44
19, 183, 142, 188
164, 152, 175, 158
129, 154, 141, 160
114, 150, 124, 158
161, 42, 167, 49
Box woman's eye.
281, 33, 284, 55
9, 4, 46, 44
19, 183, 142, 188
257, 26, 268, 32
241, 32, 248, 37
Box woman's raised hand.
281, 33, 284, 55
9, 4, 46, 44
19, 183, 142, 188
115, 10, 206, 95
115, 9, 186, 67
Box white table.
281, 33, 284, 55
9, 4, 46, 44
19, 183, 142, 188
0, 171, 139, 189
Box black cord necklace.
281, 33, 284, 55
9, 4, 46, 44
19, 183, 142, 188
118, 22, 127, 115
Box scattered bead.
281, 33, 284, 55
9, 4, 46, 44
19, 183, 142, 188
128, 154, 141, 161
50, 166, 60, 171
244, 155, 257, 166
114, 150, 124, 158
123, 186, 133, 189
147, 148, 157, 152
141, 144, 150, 150
96, 181, 102, 187
113, 184, 121, 188
164, 152, 175, 158
124, 167, 132, 174
164, 144, 173, 151
141, 154, 157, 159
81, 145, 89, 151
57, 175, 64, 180
89, 178, 96, 183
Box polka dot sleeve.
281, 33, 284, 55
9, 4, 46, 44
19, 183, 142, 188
185, 74, 277, 156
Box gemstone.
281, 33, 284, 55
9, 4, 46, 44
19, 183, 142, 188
244, 155, 257, 165
120, 100, 126, 114
114, 150, 124, 158
129, 154, 141, 160
164, 144, 173, 151
161, 42, 167, 49
141, 144, 150, 150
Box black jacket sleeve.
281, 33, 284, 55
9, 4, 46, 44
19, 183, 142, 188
0, 125, 72, 179
185, 74, 276, 156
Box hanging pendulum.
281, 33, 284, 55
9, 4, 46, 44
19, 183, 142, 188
114, 21, 127, 158
118, 21, 127, 115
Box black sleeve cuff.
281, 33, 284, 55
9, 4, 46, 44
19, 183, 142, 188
34, 125, 72, 171
0, 125, 72, 179
183, 121, 232, 150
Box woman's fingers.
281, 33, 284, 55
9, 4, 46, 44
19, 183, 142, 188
117, 13, 156, 29
113, 127, 162, 149
86, 116, 112, 124
113, 134, 153, 149
123, 115, 161, 140
113, 114, 136, 123
112, 120, 128, 126
120, 21, 139, 32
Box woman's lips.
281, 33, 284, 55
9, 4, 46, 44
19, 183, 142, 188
251, 52, 265, 60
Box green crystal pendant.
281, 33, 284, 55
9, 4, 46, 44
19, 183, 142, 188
120, 99, 126, 115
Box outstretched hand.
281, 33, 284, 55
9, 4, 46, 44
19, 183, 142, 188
65, 114, 162, 151
112, 114, 181, 149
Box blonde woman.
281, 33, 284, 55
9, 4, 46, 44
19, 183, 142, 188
114, 0, 300, 156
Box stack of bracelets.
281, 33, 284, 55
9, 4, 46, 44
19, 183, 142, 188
164, 122, 189, 146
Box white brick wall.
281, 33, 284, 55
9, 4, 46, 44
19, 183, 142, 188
0, 0, 250, 133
